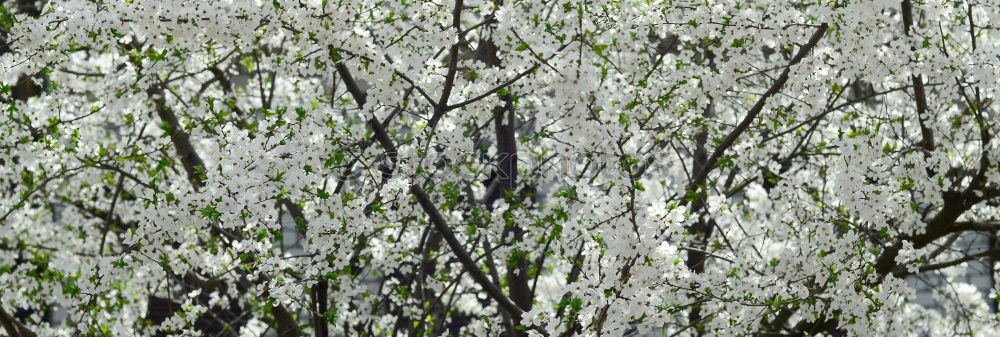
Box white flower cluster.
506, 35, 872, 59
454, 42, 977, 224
0, 0, 998, 336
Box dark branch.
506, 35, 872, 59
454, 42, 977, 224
681, 23, 829, 205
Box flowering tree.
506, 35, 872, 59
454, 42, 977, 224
1, 0, 998, 336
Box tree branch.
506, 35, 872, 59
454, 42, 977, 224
895, 247, 1000, 276
0, 305, 35, 337
680, 23, 829, 206
410, 184, 525, 319
444, 64, 539, 112
902, 0, 935, 150
148, 85, 207, 190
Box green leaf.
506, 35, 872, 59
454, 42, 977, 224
593, 44, 609, 56
325, 309, 339, 326
200, 205, 222, 220
294, 216, 308, 232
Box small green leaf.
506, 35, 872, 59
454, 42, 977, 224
325, 309, 339, 326
201, 205, 222, 220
